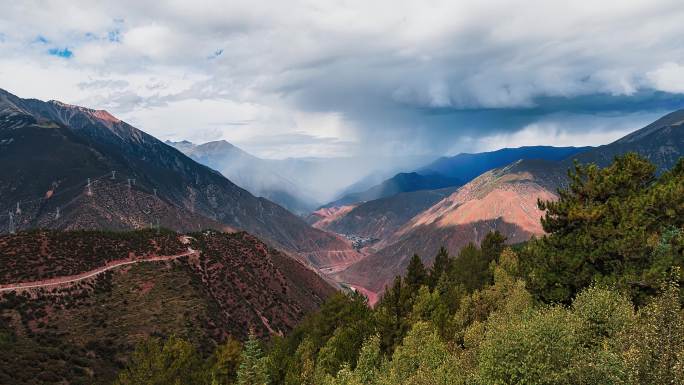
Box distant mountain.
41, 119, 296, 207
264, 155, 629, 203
338, 159, 562, 292
167, 139, 317, 215
326, 146, 588, 208
311, 187, 457, 240
326, 172, 463, 207
564, 109, 684, 172
0, 89, 357, 268
0, 229, 335, 384
338, 110, 684, 295
418, 145, 591, 180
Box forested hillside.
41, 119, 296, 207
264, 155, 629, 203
112, 153, 684, 385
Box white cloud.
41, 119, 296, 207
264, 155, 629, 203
474, 112, 666, 152
1, 0, 684, 159
647, 62, 684, 93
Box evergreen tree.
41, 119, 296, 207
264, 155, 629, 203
114, 336, 207, 385
524, 154, 684, 303
480, 231, 506, 266
449, 242, 485, 292
237, 331, 269, 385
376, 276, 411, 353
405, 254, 427, 293
429, 246, 451, 289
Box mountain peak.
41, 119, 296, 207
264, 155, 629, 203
47, 99, 121, 124
614, 108, 684, 145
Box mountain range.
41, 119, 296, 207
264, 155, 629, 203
166, 139, 318, 215
2, 87, 683, 305
168, 139, 435, 215
325, 145, 589, 208
334, 109, 684, 295
0, 89, 359, 269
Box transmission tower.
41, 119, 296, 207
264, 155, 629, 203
55, 207, 60, 220
86, 178, 93, 196
15, 202, 21, 215
8, 211, 15, 234
111, 170, 116, 180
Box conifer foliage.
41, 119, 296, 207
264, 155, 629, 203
112, 154, 684, 385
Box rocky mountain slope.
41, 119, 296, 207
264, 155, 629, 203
0, 229, 335, 385
311, 187, 457, 241
565, 109, 684, 172
325, 146, 587, 209
0, 89, 357, 268
338, 109, 684, 295
338, 160, 562, 292
326, 172, 462, 208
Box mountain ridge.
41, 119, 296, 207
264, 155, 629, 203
338, 110, 684, 294
0, 89, 358, 268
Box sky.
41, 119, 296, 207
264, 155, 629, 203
1, 0, 684, 159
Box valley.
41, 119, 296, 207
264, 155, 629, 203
3, 4, 684, 384
0, 88, 682, 383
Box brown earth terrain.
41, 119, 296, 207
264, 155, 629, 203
338, 159, 562, 293
307, 205, 358, 229
0, 229, 336, 385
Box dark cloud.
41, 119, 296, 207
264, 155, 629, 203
3, 0, 684, 159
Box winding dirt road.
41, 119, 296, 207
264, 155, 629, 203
0, 248, 197, 293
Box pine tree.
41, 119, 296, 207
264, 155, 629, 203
237, 331, 269, 385
377, 276, 411, 353
405, 254, 427, 293
525, 154, 684, 303
480, 231, 506, 266
429, 247, 451, 289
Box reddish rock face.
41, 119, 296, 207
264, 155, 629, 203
307, 205, 358, 229
338, 159, 562, 294
0, 229, 337, 384
0, 229, 336, 340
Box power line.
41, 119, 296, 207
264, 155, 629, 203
8, 212, 15, 234
1, 169, 216, 234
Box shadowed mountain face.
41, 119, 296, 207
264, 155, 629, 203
0, 89, 356, 267
338, 110, 684, 294
167, 140, 318, 216
310, 187, 458, 240
326, 172, 463, 207
418, 145, 590, 181
563, 109, 684, 172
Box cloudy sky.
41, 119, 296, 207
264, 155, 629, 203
2, 0, 684, 159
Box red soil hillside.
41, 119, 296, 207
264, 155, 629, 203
307, 205, 358, 229
0, 229, 336, 385
338, 159, 564, 293
314, 188, 457, 241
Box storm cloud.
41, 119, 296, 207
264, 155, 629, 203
1, 0, 684, 158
